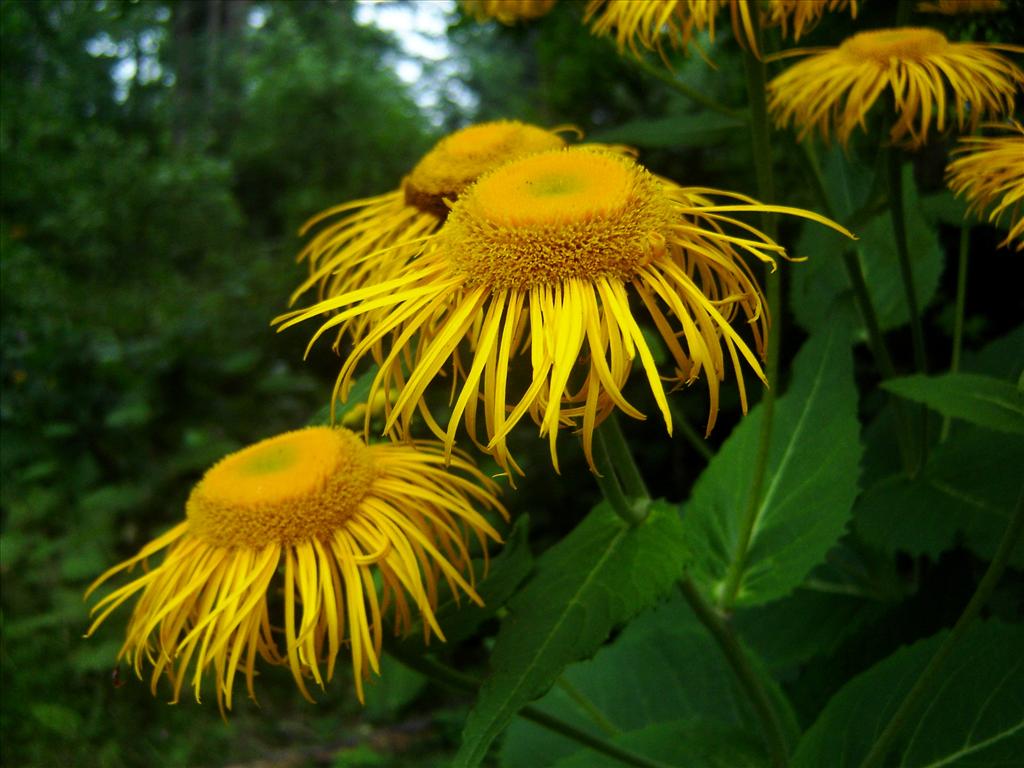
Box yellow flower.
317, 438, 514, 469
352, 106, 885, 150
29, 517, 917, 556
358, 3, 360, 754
768, 28, 1024, 148
280, 149, 851, 476
291, 121, 568, 310
946, 121, 1024, 251
917, 0, 1004, 13
85, 427, 505, 710
461, 0, 557, 24
585, 0, 856, 61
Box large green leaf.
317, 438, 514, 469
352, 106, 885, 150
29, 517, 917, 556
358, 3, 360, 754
790, 157, 943, 336
681, 320, 862, 607
734, 585, 887, 673
883, 372, 1024, 436
792, 621, 1024, 767
855, 427, 1024, 568
501, 594, 794, 768
454, 501, 687, 767
551, 720, 766, 768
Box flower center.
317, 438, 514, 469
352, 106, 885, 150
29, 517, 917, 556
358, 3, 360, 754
840, 28, 948, 63
403, 121, 566, 218
186, 427, 376, 548
441, 148, 674, 290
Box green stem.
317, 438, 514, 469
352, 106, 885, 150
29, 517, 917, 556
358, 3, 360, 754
721, 38, 779, 610
631, 55, 747, 121
593, 421, 649, 526
388, 649, 673, 768
941, 226, 970, 442
600, 413, 649, 498
680, 580, 790, 768
859, 484, 1024, 768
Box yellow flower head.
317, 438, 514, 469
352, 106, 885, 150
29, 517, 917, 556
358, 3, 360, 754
85, 427, 505, 710
917, 0, 1005, 14
946, 121, 1024, 251
279, 148, 851, 477
585, 0, 856, 61
461, 0, 557, 24
768, 27, 1024, 148
292, 120, 568, 308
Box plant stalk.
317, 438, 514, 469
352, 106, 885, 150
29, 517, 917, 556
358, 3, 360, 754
593, 420, 649, 526
680, 580, 790, 768
859, 484, 1024, 768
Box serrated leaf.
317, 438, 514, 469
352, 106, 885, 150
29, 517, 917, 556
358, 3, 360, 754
792, 621, 1024, 767
454, 501, 686, 767
681, 321, 862, 607
588, 113, 747, 148
791, 160, 943, 336
855, 426, 1024, 567
502, 594, 793, 768
883, 372, 1024, 435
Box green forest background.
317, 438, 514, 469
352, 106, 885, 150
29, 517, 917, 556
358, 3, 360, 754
1, 1, 1021, 767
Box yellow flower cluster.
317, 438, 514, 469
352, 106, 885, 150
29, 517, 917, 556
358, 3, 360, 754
86, 0, 1021, 715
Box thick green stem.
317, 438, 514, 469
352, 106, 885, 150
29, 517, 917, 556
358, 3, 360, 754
388, 649, 673, 768
632, 55, 746, 120
721, 39, 779, 610
600, 413, 649, 499
941, 226, 970, 442
593, 420, 649, 526
680, 580, 790, 768
859, 485, 1024, 768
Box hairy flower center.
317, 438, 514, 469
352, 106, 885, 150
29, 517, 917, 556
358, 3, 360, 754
841, 28, 948, 63
442, 149, 674, 290
403, 121, 566, 218
186, 427, 376, 548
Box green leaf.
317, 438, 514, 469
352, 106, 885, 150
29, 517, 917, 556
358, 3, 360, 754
791, 161, 943, 336
919, 190, 970, 228
396, 515, 533, 649
792, 621, 1024, 767
681, 321, 862, 607
883, 372, 1024, 435
855, 427, 1024, 567
362, 654, 427, 722
308, 364, 380, 426
454, 501, 686, 767
734, 585, 887, 672
502, 594, 792, 768
551, 720, 767, 768
588, 114, 747, 148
